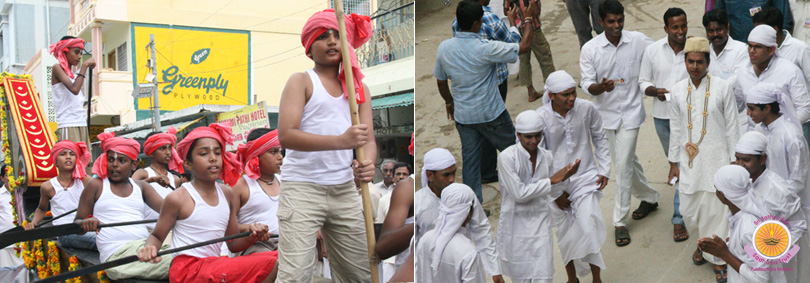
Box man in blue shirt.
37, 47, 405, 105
715, 0, 793, 42
434, 0, 533, 203
451, 0, 523, 187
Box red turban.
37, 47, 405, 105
176, 123, 242, 186
51, 140, 91, 180
236, 129, 280, 180
301, 9, 372, 104
409, 132, 414, 156
91, 132, 141, 179
143, 127, 184, 174
48, 38, 85, 79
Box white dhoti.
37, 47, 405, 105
606, 127, 661, 226
679, 190, 729, 265
553, 190, 607, 277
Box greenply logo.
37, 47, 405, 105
191, 48, 210, 64
161, 48, 229, 96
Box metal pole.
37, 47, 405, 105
150, 34, 161, 131
86, 67, 92, 128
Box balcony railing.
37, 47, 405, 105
356, 2, 414, 68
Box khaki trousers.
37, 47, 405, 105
276, 181, 371, 282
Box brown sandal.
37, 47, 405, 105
674, 224, 689, 242
632, 201, 658, 220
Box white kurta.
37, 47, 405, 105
668, 76, 740, 194
757, 117, 810, 208
756, 116, 810, 281
537, 99, 611, 199
579, 30, 653, 130
415, 228, 487, 283
726, 211, 787, 283
709, 40, 749, 80
415, 187, 502, 276
777, 31, 810, 89
751, 170, 806, 240
0, 188, 22, 267
731, 56, 810, 123
537, 99, 610, 276
496, 144, 559, 280
639, 37, 689, 119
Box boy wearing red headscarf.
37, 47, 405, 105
49, 36, 95, 147
74, 133, 172, 280
137, 124, 278, 283
233, 128, 283, 254
276, 9, 376, 282
25, 140, 95, 250
133, 127, 184, 230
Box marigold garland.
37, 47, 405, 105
47, 241, 60, 275
65, 256, 81, 283
35, 240, 47, 278
21, 241, 34, 269
97, 270, 111, 283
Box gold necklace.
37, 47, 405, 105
685, 75, 710, 168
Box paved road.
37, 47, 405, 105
415, 0, 720, 282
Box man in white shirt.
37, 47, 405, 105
415, 148, 503, 283
745, 83, 810, 281
638, 7, 690, 243
730, 25, 810, 133
753, 7, 810, 145
496, 110, 579, 283
415, 183, 486, 283
699, 165, 787, 283
375, 159, 397, 197
668, 36, 739, 280
704, 9, 749, 81
734, 131, 808, 282
0, 165, 22, 267
538, 71, 610, 283
579, 0, 659, 246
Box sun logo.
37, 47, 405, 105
753, 220, 791, 259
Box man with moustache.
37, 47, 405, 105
753, 7, 810, 144
579, 0, 658, 247
375, 159, 397, 197
730, 25, 810, 133
703, 9, 748, 83
638, 7, 690, 242
667, 36, 739, 282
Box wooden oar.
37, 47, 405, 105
0, 219, 157, 249
0, 208, 79, 236
36, 232, 278, 283
332, 4, 379, 282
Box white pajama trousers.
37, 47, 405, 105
606, 127, 661, 227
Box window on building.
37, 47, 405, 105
106, 43, 127, 71
116, 43, 127, 71
330, 0, 370, 16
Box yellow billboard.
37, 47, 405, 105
132, 24, 250, 111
